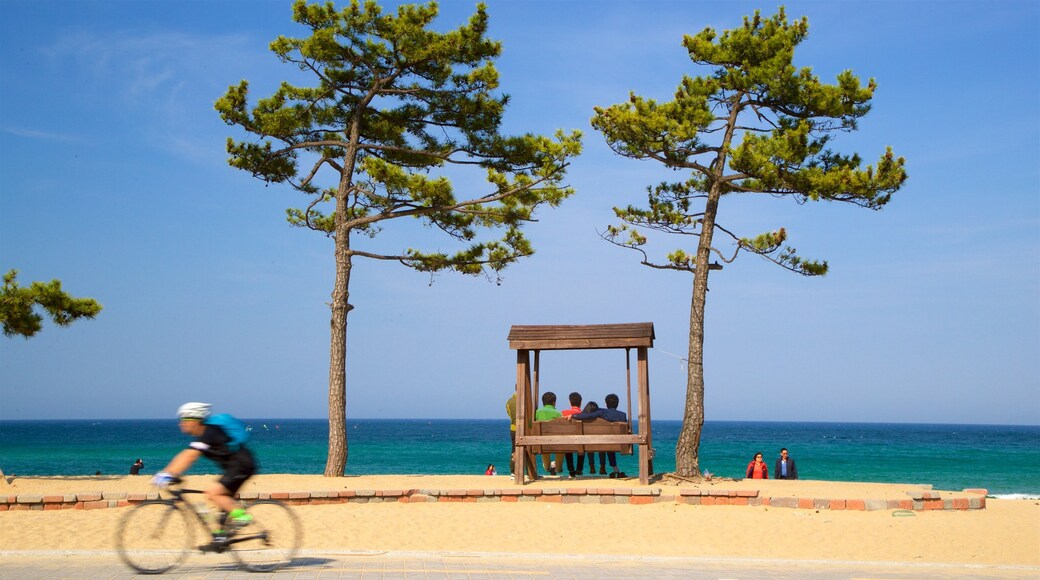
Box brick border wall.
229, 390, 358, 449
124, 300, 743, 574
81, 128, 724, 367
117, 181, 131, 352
675, 489, 985, 510
0, 488, 985, 512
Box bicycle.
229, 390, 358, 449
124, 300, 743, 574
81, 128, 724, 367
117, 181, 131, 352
115, 477, 302, 574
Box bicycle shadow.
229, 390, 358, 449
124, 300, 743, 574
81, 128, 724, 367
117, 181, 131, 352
210, 556, 335, 572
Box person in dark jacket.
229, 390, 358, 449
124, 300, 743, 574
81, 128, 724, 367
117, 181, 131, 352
570, 393, 627, 478
129, 458, 144, 475
774, 447, 798, 479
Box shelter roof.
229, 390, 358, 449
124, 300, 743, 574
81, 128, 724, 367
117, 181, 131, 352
507, 322, 655, 351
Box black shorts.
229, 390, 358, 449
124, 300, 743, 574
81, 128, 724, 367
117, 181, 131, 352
219, 463, 256, 495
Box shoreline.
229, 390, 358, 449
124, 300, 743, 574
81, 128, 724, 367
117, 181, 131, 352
2, 474, 1038, 566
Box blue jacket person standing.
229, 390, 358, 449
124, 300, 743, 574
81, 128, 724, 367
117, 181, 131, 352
774, 448, 798, 480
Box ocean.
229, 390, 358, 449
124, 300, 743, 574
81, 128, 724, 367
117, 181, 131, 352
1, 420, 1037, 498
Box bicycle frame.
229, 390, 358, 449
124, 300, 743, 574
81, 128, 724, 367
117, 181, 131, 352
160, 485, 267, 550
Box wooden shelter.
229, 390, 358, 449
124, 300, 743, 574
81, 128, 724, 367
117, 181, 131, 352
509, 323, 655, 484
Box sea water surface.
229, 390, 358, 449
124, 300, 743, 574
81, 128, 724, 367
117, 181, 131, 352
1, 420, 1037, 497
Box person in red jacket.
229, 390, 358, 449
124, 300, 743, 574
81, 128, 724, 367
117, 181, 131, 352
746, 452, 769, 479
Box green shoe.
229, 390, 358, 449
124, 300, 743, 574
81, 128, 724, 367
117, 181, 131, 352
229, 508, 253, 529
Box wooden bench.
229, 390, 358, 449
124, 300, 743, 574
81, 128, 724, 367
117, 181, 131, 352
527, 418, 633, 455
509, 323, 656, 485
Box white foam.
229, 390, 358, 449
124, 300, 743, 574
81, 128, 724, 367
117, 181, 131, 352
990, 493, 1040, 500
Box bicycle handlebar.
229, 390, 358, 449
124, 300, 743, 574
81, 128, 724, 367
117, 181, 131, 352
154, 476, 204, 498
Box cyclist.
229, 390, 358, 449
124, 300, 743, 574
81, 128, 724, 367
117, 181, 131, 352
153, 402, 257, 539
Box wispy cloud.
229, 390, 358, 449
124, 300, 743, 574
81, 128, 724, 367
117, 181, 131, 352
36, 29, 261, 163
3, 127, 91, 144
40, 30, 255, 105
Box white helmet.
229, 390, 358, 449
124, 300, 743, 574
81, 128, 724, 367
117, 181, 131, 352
177, 402, 211, 420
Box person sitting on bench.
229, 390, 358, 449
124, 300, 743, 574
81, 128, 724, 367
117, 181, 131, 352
534, 391, 562, 475
569, 393, 627, 478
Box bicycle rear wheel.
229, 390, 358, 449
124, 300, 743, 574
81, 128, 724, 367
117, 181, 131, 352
229, 499, 302, 572
115, 500, 195, 574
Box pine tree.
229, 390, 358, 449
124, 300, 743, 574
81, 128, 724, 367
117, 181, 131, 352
216, 0, 581, 476
591, 8, 906, 477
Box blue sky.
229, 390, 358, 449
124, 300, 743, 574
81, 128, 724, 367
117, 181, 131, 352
2, 1, 1037, 424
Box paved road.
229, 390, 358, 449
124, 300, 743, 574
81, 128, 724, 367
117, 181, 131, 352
1, 551, 1035, 579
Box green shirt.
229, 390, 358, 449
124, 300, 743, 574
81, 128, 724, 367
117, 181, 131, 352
534, 404, 562, 421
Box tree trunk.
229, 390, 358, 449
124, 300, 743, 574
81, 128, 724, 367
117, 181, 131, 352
674, 192, 716, 477
676, 307, 704, 476
324, 116, 364, 477
324, 233, 351, 476
674, 93, 742, 478
324, 245, 351, 477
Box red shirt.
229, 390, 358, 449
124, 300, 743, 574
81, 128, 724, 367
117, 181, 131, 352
561, 406, 581, 418
746, 460, 768, 479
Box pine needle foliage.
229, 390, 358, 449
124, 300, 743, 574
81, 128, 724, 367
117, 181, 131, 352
1, 269, 102, 339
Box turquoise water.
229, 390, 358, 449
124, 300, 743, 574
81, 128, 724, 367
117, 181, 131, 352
1, 420, 1037, 497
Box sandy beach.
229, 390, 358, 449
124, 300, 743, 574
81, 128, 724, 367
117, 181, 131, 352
2, 474, 1038, 567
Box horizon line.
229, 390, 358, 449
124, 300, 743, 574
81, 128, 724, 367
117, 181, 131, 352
1, 417, 1037, 428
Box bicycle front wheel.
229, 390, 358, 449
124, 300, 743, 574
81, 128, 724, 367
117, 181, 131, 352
229, 499, 302, 572
115, 500, 195, 574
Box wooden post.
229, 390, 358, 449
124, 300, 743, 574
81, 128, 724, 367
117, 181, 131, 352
637, 346, 653, 484
624, 348, 633, 431
533, 349, 540, 409
514, 350, 529, 484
